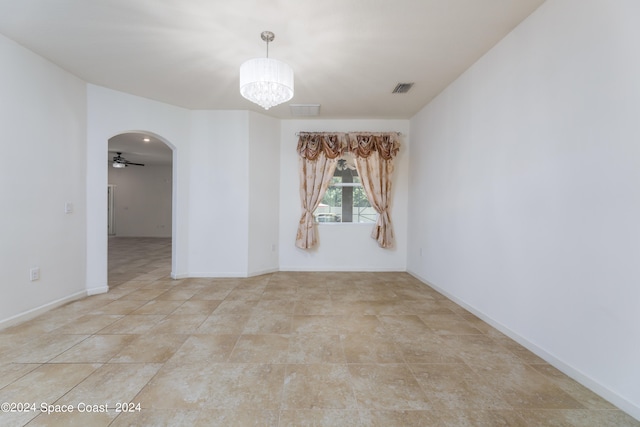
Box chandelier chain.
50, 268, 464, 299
261, 31, 274, 58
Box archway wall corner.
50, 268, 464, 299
86, 85, 191, 291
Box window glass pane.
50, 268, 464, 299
313, 154, 376, 223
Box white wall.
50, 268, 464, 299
407, 0, 640, 418
248, 112, 280, 276
87, 85, 191, 287
184, 110, 281, 277
108, 165, 172, 237
187, 110, 250, 276
0, 34, 87, 326
279, 119, 410, 271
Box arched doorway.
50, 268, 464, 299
107, 131, 174, 287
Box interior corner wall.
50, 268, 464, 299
279, 119, 410, 271
407, 0, 640, 418
248, 112, 280, 276
0, 33, 87, 326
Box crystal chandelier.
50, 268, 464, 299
240, 31, 294, 110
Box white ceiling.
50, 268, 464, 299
0, 0, 545, 121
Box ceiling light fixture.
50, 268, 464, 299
240, 31, 294, 110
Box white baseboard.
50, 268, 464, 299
248, 268, 279, 277
86, 285, 109, 296
186, 272, 249, 278
279, 266, 405, 272
407, 269, 640, 422
0, 290, 87, 331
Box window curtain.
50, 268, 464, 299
348, 133, 400, 248
295, 133, 346, 249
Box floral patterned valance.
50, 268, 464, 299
347, 133, 400, 160
297, 132, 400, 160
296, 133, 347, 160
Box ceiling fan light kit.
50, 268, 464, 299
240, 31, 294, 110
112, 152, 144, 168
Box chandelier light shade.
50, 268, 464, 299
240, 31, 294, 110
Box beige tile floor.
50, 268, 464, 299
0, 237, 638, 426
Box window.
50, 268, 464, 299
314, 153, 376, 223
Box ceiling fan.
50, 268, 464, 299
111, 152, 144, 168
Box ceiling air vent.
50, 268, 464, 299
290, 104, 321, 116
392, 82, 414, 94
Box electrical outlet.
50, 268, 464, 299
271, 244, 277, 252
30, 267, 40, 281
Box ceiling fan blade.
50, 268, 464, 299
109, 152, 144, 166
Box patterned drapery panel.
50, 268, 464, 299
348, 133, 400, 248
295, 133, 347, 249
